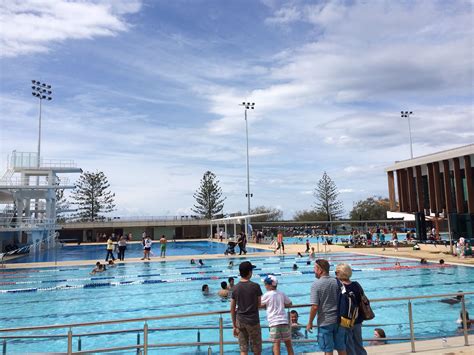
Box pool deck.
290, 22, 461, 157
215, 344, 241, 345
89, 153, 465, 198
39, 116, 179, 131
1, 239, 473, 269
306, 335, 473, 354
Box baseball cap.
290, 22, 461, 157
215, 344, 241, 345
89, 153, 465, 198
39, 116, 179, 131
239, 261, 256, 276
263, 275, 278, 286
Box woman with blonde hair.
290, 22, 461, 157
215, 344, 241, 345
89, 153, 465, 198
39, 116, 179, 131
336, 263, 367, 355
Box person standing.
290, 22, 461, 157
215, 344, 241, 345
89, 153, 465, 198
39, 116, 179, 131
141, 236, 152, 260
274, 231, 285, 254
305, 239, 311, 253
105, 236, 115, 261
118, 235, 127, 261
261, 275, 294, 355
230, 261, 263, 355
335, 263, 367, 355
307, 259, 347, 355
160, 235, 167, 258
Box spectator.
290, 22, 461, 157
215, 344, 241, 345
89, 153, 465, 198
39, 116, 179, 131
306, 259, 346, 355
230, 261, 263, 355
336, 263, 367, 355
105, 236, 115, 261
261, 275, 294, 355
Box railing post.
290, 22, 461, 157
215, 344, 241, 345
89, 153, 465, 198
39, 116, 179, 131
219, 315, 224, 355
143, 322, 148, 355
67, 328, 73, 355
77, 336, 82, 351
407, 300, 416, 353
461, 294, 469, 346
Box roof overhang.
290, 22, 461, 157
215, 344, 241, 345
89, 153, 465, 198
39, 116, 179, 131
385, 144, 474, 172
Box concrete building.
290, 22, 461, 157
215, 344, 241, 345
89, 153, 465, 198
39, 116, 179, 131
386, 144, 474, 239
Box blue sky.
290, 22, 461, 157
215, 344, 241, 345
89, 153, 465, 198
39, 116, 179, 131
0, 0, 473, 218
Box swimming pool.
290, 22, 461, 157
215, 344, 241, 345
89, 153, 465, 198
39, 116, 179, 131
7, 241, 266, 263
1, 253, 472, 354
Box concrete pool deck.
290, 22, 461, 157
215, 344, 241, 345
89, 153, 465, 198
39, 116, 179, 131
306, 335, 473, 354
1, 239, 473, 269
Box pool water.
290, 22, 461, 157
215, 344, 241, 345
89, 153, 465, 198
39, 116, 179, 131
7, 241, 265, 263
0, 253, 473, 354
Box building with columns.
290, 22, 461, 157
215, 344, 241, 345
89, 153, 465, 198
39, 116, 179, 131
386, 144, 474, 239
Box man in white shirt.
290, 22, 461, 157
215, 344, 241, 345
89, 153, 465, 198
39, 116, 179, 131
261, 275, 294, 355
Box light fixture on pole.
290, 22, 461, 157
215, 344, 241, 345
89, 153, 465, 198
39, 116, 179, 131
31, 80, 53, 168
400, 111, 414, 159
239, 102, 255, 216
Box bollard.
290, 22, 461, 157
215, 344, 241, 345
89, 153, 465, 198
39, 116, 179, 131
407, 301, 415, 353
136, 332, 141, 355
461, 294, 469, 346
3, 339, 6, 355
77, 337, 82, 351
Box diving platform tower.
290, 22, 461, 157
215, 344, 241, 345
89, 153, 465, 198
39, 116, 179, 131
0, 151, 82, 252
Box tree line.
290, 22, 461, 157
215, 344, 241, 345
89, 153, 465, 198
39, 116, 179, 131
62, 170, 391, 222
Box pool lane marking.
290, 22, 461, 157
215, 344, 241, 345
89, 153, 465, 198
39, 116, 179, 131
0, 264, 455, 293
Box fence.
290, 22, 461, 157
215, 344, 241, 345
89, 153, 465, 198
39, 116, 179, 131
0, 291, 472, 354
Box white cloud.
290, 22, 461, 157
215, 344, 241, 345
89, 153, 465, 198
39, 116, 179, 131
0, 0, 141, 57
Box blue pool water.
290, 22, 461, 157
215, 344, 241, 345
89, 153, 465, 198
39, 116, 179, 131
0, 253, 473, 354
7, 241, 265, 263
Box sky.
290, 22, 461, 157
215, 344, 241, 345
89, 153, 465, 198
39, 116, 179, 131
0, 0, 473, 219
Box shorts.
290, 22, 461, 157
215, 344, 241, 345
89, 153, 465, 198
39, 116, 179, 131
237, 322, 262, 353
318, 323, 346, 352
269, 324, 291, 342
161, 245, 166, 251
144, 247, 151, 251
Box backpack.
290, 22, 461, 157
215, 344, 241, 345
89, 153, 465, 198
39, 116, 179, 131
337, 279, 359, 328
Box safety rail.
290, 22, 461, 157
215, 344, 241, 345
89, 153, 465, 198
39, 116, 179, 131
0, 177, 70, 187
0, 291, 472, 354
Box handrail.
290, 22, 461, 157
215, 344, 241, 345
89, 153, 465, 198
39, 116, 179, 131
1, 291, 473, 333
0, 291, 472, 354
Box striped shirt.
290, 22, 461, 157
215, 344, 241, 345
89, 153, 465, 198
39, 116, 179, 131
310, 275, 340, 327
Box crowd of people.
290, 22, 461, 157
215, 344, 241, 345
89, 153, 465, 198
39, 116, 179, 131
223, 259, 390, 355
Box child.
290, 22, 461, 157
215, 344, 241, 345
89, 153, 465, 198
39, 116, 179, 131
260, 275, 294, 355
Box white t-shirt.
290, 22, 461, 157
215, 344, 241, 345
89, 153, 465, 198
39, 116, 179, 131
261, 289, 291, 327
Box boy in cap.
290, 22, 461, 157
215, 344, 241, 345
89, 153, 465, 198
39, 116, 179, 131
261, 275, 294, 355
230, 261, 263, 355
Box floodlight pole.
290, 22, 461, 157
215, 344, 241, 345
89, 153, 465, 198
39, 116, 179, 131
31, 80, 53, 168
240, 102, 255, 216
401, 111, 414, 159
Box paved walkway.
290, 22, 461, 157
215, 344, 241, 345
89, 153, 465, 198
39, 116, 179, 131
306, 335, 473, 354
2, 239, 473, 269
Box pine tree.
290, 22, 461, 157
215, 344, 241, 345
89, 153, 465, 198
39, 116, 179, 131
71, 171, 116, 221
192, 171, 226, 219
314, 171, 344, 221
55, 188, 70, 222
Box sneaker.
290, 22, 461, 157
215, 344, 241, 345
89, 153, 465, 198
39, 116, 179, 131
140, 258, 145, 260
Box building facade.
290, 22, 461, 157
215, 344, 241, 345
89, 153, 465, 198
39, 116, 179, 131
386, 144, 474, 239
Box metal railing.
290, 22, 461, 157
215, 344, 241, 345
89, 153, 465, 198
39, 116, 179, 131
0, 291, 472, 354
